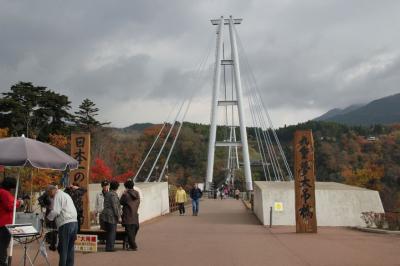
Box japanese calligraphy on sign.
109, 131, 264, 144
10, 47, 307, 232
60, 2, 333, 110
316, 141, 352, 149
70, 132, 91, 230
294, 130, 317, 233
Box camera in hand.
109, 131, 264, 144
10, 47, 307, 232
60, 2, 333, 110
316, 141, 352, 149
38, 192, 51, 208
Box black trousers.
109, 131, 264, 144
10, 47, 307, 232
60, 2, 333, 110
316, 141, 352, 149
105, 222, 117, 251
77, 212, 83, 233
124, 224, 139, 250
178, 203, 185, 214
46, 230, 58, 249
46, 220, 58, 249
0, 227, 11, 266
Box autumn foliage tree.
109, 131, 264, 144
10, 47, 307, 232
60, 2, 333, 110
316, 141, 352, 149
90, 158, 112, 183
16, 168, 61, 195
143, 124, 165, 137
48, 133, 68, 149
342, 163, 384, 191
113, 170, 135, 183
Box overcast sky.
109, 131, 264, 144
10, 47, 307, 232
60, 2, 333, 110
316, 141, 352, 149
1, 0, 400, 128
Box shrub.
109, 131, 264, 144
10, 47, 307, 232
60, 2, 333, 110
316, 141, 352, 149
373, 213, 386, 229
385, 212, 400, 230
361, 212, 375, 228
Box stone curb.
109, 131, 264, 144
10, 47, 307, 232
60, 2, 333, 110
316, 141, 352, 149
353, 226, 400, 235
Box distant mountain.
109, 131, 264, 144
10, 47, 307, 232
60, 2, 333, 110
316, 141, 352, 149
314, 104, 365, 121
123, 123, 154, 131
315, 93, 400, 126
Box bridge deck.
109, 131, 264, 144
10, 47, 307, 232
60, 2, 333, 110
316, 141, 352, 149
18, 198, 400, 266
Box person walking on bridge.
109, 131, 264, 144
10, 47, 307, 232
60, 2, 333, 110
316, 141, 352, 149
120, 179, 140, 251
189, 184, 202, 216
235, 188, 240, 200
175, 186, 187, 216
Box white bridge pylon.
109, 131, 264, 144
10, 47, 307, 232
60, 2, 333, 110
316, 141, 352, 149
206, 16, 253, 191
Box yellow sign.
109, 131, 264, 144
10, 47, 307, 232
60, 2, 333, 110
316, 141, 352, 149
75, 234, 97, 252
274, 202, 284, 212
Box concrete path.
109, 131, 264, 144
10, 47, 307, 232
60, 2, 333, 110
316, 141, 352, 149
14, 198, 400, 266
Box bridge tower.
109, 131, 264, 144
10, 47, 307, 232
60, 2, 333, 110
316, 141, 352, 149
206, 16, 253, 191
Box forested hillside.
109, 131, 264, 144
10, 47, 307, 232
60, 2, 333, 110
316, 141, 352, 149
89, 121, 400, 211
1, 82, 399, 211
276, 121, 400, 210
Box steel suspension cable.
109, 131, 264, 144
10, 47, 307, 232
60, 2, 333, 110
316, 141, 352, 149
133, 122, 166, 182
235, 27, 293, 180
154, 34, 214, 182
136, 32, 214, 182
145, 102, 185, 182
246, 84, 270, 180
158, 52, 213, 182
247, 82, 280, 180
252, 91, 285, 180
240, 64, 270, 180
238, 43, 283, 181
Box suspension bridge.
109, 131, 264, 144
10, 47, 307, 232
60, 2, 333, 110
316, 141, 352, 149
132, 16, 292, 191
10, 15, 399, 266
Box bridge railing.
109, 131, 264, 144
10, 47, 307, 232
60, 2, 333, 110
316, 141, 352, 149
169, 195, 179, 212
168, 192, 191, 213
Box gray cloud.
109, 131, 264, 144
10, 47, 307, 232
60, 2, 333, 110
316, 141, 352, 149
1, 0, 400, 127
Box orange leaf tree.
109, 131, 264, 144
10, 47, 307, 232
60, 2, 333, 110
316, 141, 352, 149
113, 170, 135, 183
48, 133, 68, 149
90, 158, 112, 183
21, 169, 61, 193
342, 163, 384, 191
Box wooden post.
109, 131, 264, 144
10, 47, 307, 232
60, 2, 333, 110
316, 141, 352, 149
294, 130, 317, 233
70, 132, 91, 230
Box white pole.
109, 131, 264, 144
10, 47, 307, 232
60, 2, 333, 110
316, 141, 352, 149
228, 16, 253, 191
233, 127, 240, 169
8, 169, 20, 266
226, 127, 233, 170
206, 16, 224, 190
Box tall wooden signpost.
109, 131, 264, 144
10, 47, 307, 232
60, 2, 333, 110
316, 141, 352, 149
70, 132, 91, 230
294, 130, 317, 233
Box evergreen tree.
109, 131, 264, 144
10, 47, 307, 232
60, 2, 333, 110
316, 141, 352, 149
74, 98, 110, 131
0, 82, 73, 139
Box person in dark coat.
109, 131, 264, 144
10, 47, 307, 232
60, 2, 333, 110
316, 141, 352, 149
120, 179, 140, 251
100, 181, 120, 252
64, 182, 87, 233
189, 183, 202, 216
38, 191, 57, 251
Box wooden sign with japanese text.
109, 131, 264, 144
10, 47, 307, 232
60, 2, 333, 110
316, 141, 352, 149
294, 130, 317, 233
70, 132, 91, 230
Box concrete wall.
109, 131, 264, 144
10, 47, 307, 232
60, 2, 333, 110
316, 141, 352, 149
88, 182, 169, 223
253, 181, 384, 227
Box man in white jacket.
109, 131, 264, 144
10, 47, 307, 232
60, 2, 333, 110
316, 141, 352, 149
47, 185, 78, 266
95, 180, 109, 223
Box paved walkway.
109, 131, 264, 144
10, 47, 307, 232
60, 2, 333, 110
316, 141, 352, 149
14, 198, 400, 266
